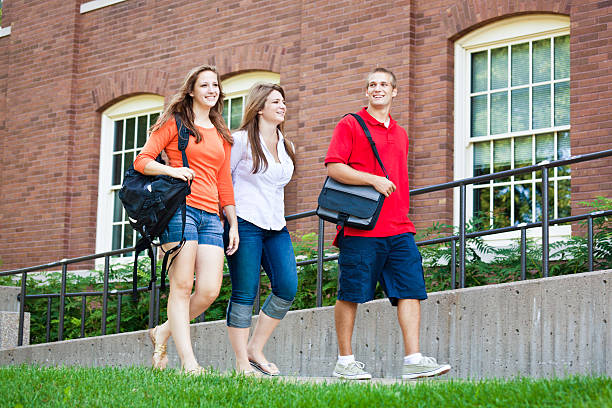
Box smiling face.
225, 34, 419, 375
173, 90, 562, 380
190, 70, 220, 110
258, 89, 286, 125
365, 71, 397, 108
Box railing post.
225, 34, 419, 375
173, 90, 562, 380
155, 284, 161, 327
588, 215, 594, 272
46, 296, 52, 342
450, 237, 456, 289
542, 168, 549, 277
80, 295, 87, 338
18, 271, 26, 346
58, 263, 67, 341
459, 184, 466, 288
316, 218, 324, 307
521, 227, 527, 280
102, 256, 110, 335
255, 273, 261, 313
148, 247, 157, 329
116, 294, 122, 334
148, 284, 157, 328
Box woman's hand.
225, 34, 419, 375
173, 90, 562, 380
223, 205, 239, 256
168, 166, 196, 181
226, 224, 239, 256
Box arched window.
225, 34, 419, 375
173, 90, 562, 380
222, 71, 280, 130
95, 95, 164, 255
454, 15, 570, 241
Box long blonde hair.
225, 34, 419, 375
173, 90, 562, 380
239, 83, 295, 173
150, 64, 232, 144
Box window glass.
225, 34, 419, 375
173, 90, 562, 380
490, 91, 508, 135
491, 47, 508, 90
554, 35, 570, 80
473, 141, 490, 178
511, 43, 529, 87
229, 96, 244, 130
471, 95, 488, 137
554, 82, 570, 126
471, 51, 488, 93
532, 39, 551, 83
532, 84, 551, 129
511, 88, 529, 132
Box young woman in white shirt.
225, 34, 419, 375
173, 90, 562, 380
224, 83, 297, 376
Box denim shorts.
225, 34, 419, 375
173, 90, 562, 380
160, 205, 223, 248
337, 232, 427, 305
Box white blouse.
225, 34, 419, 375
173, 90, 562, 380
230, 129, 294, 230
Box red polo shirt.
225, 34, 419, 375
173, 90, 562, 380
324, 107, 416, 240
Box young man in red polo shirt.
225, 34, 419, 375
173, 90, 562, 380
325, 68, 451, 380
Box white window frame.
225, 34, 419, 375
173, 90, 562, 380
222, 71, 280, 130
95, 95, 164, 257
453, 14, 571, 246
80, 0, 129, 14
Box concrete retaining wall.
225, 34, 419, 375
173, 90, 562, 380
0, 286, 20, 312
0, 270, 609, 379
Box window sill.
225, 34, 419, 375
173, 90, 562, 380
0, 26, 11, 38
80, 0, 129, 14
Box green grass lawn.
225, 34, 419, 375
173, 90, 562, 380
0, 366, 610, 408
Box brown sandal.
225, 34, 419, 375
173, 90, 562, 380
148, 326, 168, 370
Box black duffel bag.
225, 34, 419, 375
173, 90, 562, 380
316, 113, 389, 230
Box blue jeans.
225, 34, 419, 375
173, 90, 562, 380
223, 217, 298, 328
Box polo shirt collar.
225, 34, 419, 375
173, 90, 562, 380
359, 107, 396, 128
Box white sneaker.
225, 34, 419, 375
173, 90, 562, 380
402, 355, 451, 379
332, 360, 372, 380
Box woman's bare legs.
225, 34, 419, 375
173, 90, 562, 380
227, 326, 252, 372
152, 242, 224, 370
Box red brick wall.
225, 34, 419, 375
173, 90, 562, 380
0, 0, 610, 270
1, 1, 82, 270
568, 1, 612, 216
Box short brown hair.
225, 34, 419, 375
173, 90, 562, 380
366, 67, 397, 89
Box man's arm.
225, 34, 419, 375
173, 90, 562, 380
327, 162, 396, 197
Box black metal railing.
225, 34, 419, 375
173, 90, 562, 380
1, 148, 611, 347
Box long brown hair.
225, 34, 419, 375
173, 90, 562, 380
239, 83, 295, 173
150, 64, 232, 144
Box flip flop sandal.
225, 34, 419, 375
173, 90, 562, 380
249, 360, 280, 376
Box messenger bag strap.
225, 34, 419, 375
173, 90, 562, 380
346, 113, 390, 179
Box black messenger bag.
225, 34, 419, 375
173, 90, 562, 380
316, 113, 389, 230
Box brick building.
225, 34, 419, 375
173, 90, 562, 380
0, 0, 610, 271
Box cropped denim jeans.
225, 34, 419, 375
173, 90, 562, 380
224, 217, 298, 328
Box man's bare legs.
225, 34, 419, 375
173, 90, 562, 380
335, 299, 358, 356
397, 298, 420, 355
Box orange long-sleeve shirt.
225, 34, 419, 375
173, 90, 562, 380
133, 117, 235, 215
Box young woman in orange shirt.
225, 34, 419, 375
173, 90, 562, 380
133, 65, 238, 374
